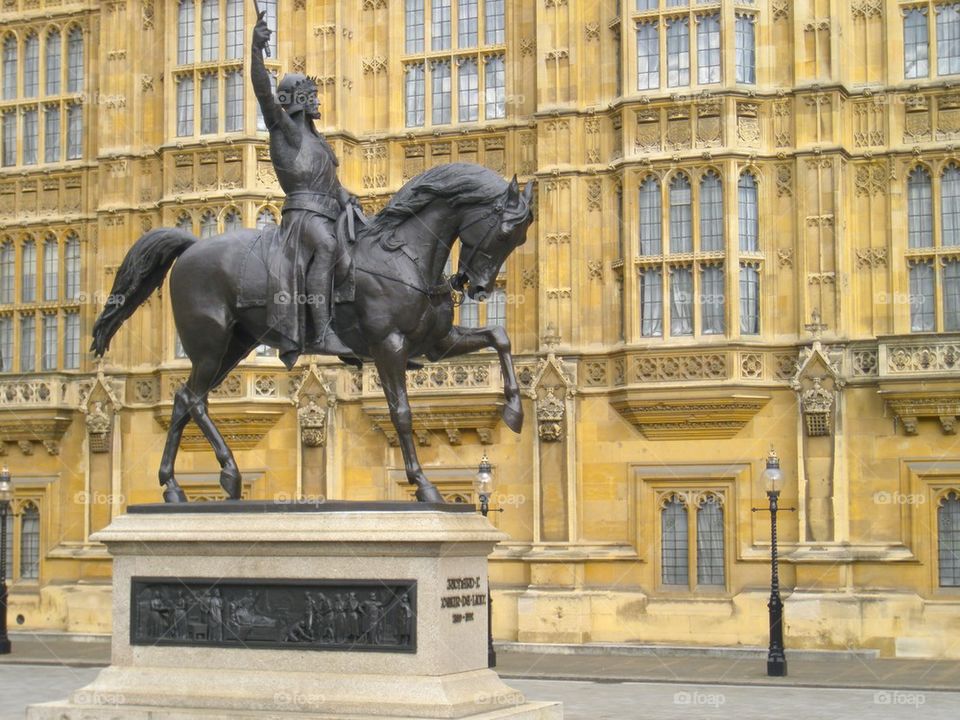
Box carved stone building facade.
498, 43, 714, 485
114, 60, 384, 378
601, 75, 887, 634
1, 0, 960, 658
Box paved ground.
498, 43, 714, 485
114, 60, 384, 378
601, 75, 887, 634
2, 634, 960, 719
3, 665, 958, 720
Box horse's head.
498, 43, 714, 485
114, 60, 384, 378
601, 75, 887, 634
457, 175, 535, 299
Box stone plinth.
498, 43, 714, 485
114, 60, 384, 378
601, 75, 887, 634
27, 502, 560, 719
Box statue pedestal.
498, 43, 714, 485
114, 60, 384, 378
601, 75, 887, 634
27, 502, 561, 719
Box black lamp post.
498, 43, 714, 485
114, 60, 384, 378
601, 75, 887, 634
0, 465, 12, 655
759, 448, 786, 677
474, 453, 496, 669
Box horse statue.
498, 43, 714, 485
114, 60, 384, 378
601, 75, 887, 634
91, 163, 535, 504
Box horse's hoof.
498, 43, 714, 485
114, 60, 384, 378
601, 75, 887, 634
415, 484, 445, 504
502, 402, 523, 434
220, 467, 242, 500
162, 483, 188, 503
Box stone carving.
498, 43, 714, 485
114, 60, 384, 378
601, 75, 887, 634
853, 102, 884, 147
298, 397, 328, 448
852, 349, 878, 377
536, 387, 565, 442
737, 103, 761, 145
131, 578, 416, 652
778, 248, 794, 267
886, 340, 960, 374
855, 162, 887, 196
85, 400, 113, 453
776, 164, 793, 197
855, 248, 887, 268
634, 353, 727, 382
586, 180, 601, 210
799, 376, 834, 437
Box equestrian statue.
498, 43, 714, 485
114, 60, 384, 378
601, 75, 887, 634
90, 10, 536, 504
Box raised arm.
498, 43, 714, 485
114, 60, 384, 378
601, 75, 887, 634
251, 11, 296, 139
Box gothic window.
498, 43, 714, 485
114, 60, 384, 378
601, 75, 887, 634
66, 28, 83, 93
735, 14, 756, 84
460, 295, 479, 327
0, 241, 12, 304
484, 55, 505, 119
226, 0, 244, 60
45, 30, 60, 95
223, 209, 242, 233
488, 287, 507, 327
201, 0, 220, 63
41, 313, 57, 370
44, 106, 60, 162
666, 17, 690, 88
64, 311, 79, 370
406, 0, 425, 54
670, 266, 693, 336
200, 74, 218, 134
485, 0, 505, 44
905, 165, 960, 332
432, 0, 452, 51
1, 111, 13, 166
200, 211, 218, 238
701, 264, 725, 335
20, 314, 35, 372
21, 239, 36, 303
939, 492, 960, 587
43, 237, 58, 301
64, 234, 80, 301
636, 22, 659, 90
700, 171, 723, 252
637, 0, 657, 9
458, 58, 479, 122
178, 0, 196, 65
459, 0, 478, 48
669, 174, 692, 253
405, 63, 425, 127
22, 107, 37, 165
66, 104, 82, 159
661, 496, 688, 586
739, 264, 760, 335
261, 0, 278, 57
432, 60, 451, 125
174, 332, 188, 359
696, 495, 725, 586
176, 213, 194, 233
19, 503, 39, 580
3, 35, 17, 100
640, 267, 663, 337
225, 70, 243, 132
177, 76, 195, 136
905, 8, 931, 79
639, 176, 662, 256
938, 4, 960, 76
697, 14, 721, 84
738, 172, 759, 252
256, 209, 277, 229
0, 316, 10, 373
23, 34, 38, 97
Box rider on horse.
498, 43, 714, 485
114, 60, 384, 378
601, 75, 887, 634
251, 9, 357, 366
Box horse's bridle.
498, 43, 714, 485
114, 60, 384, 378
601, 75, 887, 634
450, 200, 506, 293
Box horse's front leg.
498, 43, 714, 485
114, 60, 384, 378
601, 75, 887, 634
426, 325, 523, 433
372, 334, 445, 503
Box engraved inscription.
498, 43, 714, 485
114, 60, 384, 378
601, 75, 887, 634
131, 577, 416, 652
441, 576, 487, 624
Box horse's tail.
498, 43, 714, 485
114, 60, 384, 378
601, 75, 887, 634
90, 228, 197, 357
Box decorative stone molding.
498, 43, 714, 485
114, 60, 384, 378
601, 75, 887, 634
881, 388, 960, 436
85, 401, 112, 453
610, 390, 770, 440
791, 339, 846, 437
523, 350, 576, 443
361, 397, 502, 446
297, 398, 327, 448
154, 405, 283, 451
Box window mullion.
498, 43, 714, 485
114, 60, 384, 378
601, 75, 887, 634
688, 499, 697, 591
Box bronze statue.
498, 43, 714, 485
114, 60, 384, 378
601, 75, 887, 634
90, 15, 535, 505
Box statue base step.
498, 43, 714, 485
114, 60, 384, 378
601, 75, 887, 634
26, 502, 561, 719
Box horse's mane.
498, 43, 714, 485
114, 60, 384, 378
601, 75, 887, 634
362, 163, 507, 251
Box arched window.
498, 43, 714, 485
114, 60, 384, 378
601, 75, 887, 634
939, 492, 960, 587
21, 239, 36, 303
64, 233, 80, 300
23, 33, 38, 97
176, 213, 193, 233
943, 165, 960, 247
739, 264, 760, 335
2, 35, 17, 100
22, 105, 38, 165
669, 174, 692, 253
19, 503, 39, 580
661, 496, 688, 586
700, 171, 723, 252
0, 239, 13, 304
0, 316, 11, 372
639, 176, 661, 256
256, 209, 277, 229
696, 495, 724, 586
908, 166, 934, 249
223, 209, 242, 233
43, 236, 58, 301
199, 211, 217, 238
738, 172, 759, 252
201, 0, 219, 62
177, 0, 195, 65
66, 27, 82, 93
45, 29, 60, 95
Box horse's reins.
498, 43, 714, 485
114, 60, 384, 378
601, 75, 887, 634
353, 200, 506, 300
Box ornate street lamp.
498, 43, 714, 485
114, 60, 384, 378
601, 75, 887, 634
474, 453, 496, 668
0, 465, 12, 655
759, 448, 786, 677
